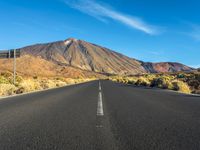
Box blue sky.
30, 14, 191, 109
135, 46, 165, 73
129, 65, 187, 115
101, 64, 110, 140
0, 0, 200, 68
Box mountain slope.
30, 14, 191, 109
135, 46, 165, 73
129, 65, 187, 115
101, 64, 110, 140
21, 38, 146, 75
0, 55, 104, 78
2, 38, 194, 75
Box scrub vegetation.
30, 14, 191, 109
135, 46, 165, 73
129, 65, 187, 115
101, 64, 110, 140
109, 71, 200, 94
0, 72, 96, 96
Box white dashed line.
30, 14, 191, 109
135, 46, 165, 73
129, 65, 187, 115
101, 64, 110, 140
97, 81, 104, 116
99, 82, 101, 91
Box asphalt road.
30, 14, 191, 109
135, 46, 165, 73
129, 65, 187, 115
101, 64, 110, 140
0, 80, 200, 150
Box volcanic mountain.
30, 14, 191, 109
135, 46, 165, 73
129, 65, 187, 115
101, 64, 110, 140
0, 38, 194, 76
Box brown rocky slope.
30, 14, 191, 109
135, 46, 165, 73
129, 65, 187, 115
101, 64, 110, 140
0, 55, 104, 78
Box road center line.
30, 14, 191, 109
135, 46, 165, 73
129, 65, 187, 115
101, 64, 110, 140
99, 81, 101, 91
97, 81, 104, 116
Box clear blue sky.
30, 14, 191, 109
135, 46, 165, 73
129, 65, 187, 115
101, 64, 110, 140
0, 0, 200, 68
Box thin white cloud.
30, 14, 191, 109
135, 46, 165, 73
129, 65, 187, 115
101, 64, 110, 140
190, 64, 200, 69
64, 0, 159, 35
188, 24, 200, 41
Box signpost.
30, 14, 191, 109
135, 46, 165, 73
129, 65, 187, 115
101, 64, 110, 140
0, 49, 21, 84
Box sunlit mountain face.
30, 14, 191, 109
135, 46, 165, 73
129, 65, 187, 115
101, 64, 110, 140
16, 38, 194, 75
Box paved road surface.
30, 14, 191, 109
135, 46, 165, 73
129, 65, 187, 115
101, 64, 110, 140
0, 80, 200, 150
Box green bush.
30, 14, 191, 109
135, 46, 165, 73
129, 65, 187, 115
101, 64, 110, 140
177, 74, 185, 79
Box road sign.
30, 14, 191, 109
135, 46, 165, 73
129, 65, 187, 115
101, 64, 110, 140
0, 49, 21, 84
0, 49, 20, 59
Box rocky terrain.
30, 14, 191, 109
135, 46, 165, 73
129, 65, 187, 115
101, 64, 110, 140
142, 62, 193, 73
0, 55, 104, 79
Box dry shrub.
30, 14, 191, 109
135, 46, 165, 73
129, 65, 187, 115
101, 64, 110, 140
64, 78, 76, 84
110, 76, 137, 84
126, 77, 138, 84
40, 80, 57, 89
195, 73, 200, 81
119, 78, 128, 84
111, 76, 151, 85
15, 75, 23, 84
144, 74, 157, 82
135, 77, 150, 86
55, 78, 92, 87
0, 84, 17, 96
151, 76, 174, 89
0, 75, 94, 96
109, 76, 124, 83
55, 77, 65, 82
0, 72, 23, 85
0, 76, 10, 84
0, 72, 12, 78
111, 78, 117, 82
55, 80, 67, 87
40, 79, 68, 89
17, 79, 42, 93
74, 78, 84, 84
115, 77, 124, 83
172, 80, 191, 94
109, 73, 198, 95
187, 79, 200, 89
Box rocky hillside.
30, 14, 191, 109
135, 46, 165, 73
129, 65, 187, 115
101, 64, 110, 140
1, 38, 194, 76
21, 38, 146, 75
142, 62, 193, 73
0, 55, 104, 78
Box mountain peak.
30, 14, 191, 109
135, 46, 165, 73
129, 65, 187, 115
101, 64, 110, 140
64, 38, 78, 45
67, 37, 78, 41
